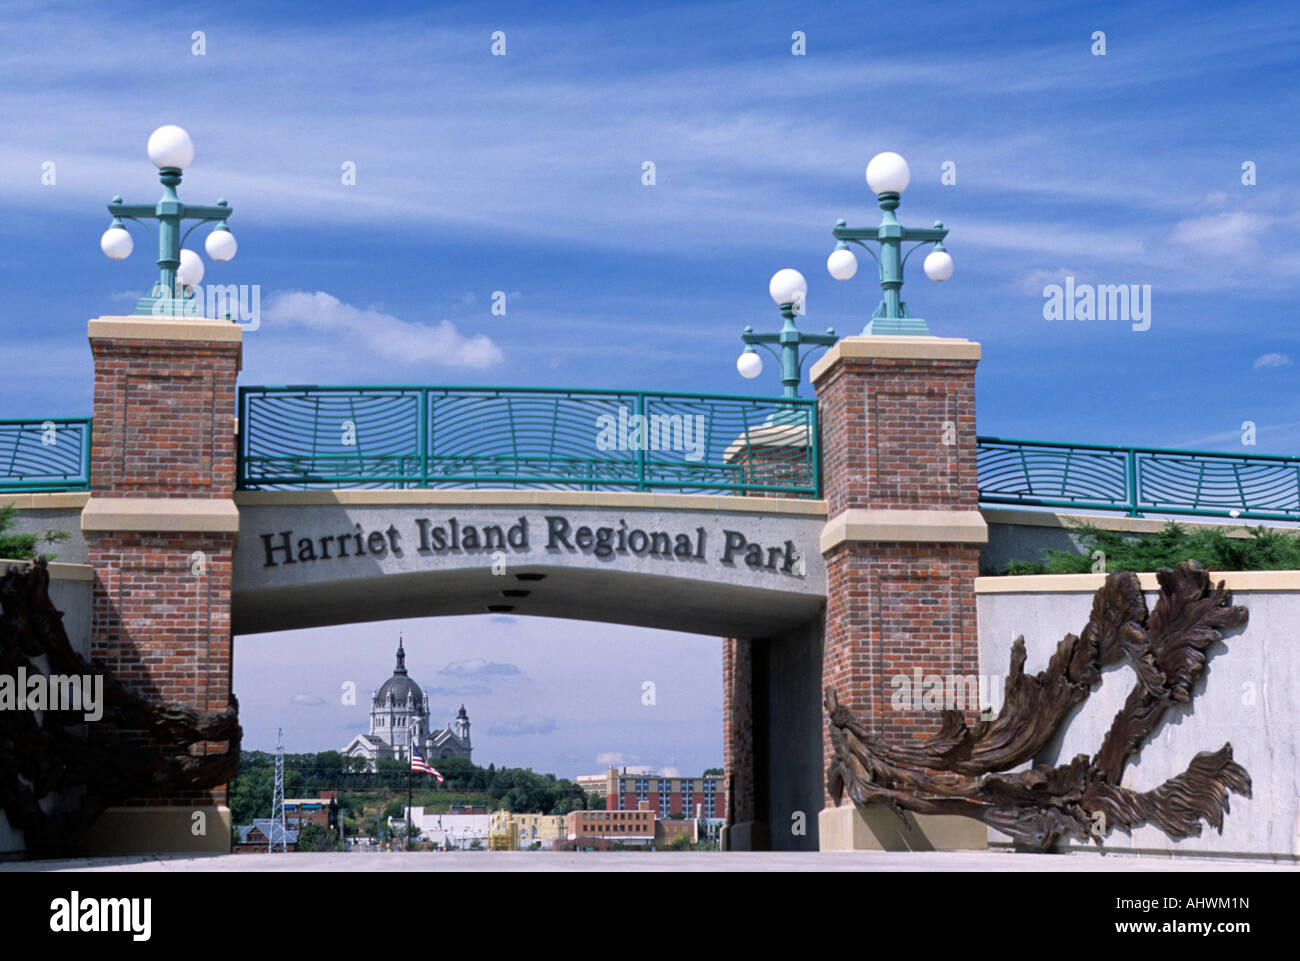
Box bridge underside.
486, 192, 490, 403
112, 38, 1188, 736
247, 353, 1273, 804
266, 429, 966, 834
232, 562, 828, 852
233, 564, 824, 637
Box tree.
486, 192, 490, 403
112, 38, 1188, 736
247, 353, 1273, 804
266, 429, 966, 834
703, 767, 723, 776
297, 824, 341, 852
0, 505, 68, 560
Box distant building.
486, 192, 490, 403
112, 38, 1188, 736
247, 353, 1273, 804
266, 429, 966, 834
233, 819, 300, 853
283, 792, 338, 831
574, 773, 608, 796
577, 767, 726, 819
655, 817, 698, 847
341, 637, 472, 767
490, 811, 566, 850
396, 806, 491, 849
565, 808, 655, 847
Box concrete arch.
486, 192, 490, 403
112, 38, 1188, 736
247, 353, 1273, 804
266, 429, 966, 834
232, 490, 828, 638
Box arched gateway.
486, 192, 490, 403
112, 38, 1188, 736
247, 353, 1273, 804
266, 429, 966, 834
11, 314, 988, 855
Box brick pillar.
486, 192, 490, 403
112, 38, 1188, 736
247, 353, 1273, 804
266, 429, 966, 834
721, 636, 754, 840
78, 316, 242, 854
811, 336, 989, 851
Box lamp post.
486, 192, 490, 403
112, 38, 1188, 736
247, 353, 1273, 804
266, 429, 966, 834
736, 268, 837, 397
100, 125, 238, 317
825, 151, 953, 335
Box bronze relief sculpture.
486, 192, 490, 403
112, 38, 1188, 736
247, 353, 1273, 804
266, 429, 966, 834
0, 559, 240, 856
826, 561, 1251, 851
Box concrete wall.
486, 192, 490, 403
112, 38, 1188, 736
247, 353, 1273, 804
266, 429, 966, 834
976, 572, 1300, 860
0, 493, 89, 564
980, 507, 1292, 575
0, 561, 94, 858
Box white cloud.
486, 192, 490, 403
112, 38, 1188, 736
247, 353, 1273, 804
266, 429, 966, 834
264, 291, 503, 370
1166, 212, 1269, 260
290, 694, 326, 707
439, 658, 520, 678
1008, 267, 1086, 296
487, 715, 557, 737
1253, 352, 1293, 370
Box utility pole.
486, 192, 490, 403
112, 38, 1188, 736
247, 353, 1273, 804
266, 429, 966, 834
270, 727, 287, 853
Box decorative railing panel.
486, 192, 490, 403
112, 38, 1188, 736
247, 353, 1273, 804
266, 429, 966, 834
978, 436, 1300, 521
0, 419, 92, 492
238, 386, 820, 497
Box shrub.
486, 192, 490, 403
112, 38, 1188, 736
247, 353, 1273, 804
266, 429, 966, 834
999, 520, 1300, 575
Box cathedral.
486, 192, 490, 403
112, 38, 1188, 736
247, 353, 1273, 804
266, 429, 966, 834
341, 637, 472, 767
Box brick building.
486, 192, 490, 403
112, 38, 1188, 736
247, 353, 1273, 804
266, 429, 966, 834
232, 819, 299, 853
283, 793, 337, 831
578, 767, 726, 819
565, 808, 655, 846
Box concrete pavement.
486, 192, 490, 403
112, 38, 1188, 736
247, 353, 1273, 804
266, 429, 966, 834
4, 850, 1295, 872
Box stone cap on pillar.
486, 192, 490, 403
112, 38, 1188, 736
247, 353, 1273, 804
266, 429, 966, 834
809, 335, 980, 386
88, 315, 243, 369
82, 496, 240, 533
821, 507, 987, 554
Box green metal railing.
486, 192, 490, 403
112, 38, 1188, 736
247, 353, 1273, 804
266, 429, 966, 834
978, 436, 1300, 521
6, 405, 1298, 522
0, 418, 92, 492
237, 386, 821, 497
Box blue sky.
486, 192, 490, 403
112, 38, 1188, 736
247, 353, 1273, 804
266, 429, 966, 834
3, 0, 1297, 772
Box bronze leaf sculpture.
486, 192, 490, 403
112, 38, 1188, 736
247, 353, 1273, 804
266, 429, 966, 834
0, 558, 240, 857
825, 560, 1252, 851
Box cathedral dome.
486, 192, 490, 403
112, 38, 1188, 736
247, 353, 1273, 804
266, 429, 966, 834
377, 637, 423, 704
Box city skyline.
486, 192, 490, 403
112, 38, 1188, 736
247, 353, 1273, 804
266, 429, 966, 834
234, 613, 722, 777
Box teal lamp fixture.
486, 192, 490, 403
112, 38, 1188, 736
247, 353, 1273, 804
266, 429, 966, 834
99, 125, 238, 316
826, 151, 953, 335
736, 268, 837, 398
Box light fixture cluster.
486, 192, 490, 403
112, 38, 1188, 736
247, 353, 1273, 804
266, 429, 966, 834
100, 125, 238, 313
738, 151, 955, 385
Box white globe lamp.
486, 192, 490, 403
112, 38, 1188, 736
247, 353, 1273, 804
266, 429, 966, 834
737, 351, 763, 379
768, 268, 807, 307
923, 249, 954, 282
147, 125, 195, 170
177, 248, 205, 287
205, 229, 238, 262
827, 246, 858, 281
100, 226, 133, 260
865, 151, 910, 195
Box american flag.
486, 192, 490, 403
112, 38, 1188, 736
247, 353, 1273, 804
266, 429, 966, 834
411, 746, 444, 782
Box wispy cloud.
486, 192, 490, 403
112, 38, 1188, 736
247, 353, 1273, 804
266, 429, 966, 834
1253, 352, 1293, 370
425, 684, 492, 697
487, 715, 556, 737
264, 291, 503, 369
439, 658, 521, 678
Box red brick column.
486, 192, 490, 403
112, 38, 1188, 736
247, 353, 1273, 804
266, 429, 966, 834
78, 316, 242, 854
721, 636, 754, 834
811, 336, 988, 850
